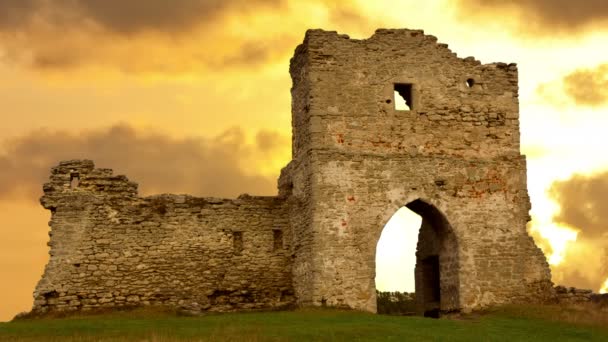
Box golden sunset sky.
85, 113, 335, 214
1, 0, 608, 321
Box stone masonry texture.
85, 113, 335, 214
32, 28, 553, 316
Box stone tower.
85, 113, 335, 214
32, 29, 553, 317
277, 29, 552, 314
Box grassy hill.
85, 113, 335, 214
0, 304, 607, 341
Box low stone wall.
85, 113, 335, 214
554, 286, 593, 304
553, 285, 608, 308
33, 160, 294, 314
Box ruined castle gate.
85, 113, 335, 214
32, 29, 553, 315
277, 28, 552, 313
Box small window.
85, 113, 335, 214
70, 173, 80, 189
393, 83, 413, 110
466, 78, 475, 88
273, 229, 283, 251
233, 231, 243, 254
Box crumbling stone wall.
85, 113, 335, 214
33, 28, 554, 316
279, 28, 552, 313
33, 160, 294, 314
554, 286, 594, 304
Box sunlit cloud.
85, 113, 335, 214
0, 0, 380, 77
528, 220, 578, 266
600, 278, 608, 294
536, 63, 608, 108
527, 171, 608, 291
0, 124, 290, 201
456, 0, 608, 36
550, 172, 608, 240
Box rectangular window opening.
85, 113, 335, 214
273, 229, 283, 252
394, 83, 413, 111
70, 172, 80, 189
233, 231, 243, 254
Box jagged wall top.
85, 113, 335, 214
289, 28, 521, 160
292, 28, 516, 73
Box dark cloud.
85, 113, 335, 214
0, 0, 375, 74
255, 130, 288, 152
0, 0, 292, 73
19, 35, 294, 72
562, 64, 608, 107
30, 50, 82, 70
0, 0, 39, 30
550, 172, 608, 238
458, 0, 608, 33
0, 124, 289, 201
0, 0, 284, 34
543, 172, 608, 291
535, 64, 608, 107
213, 40, 287, 70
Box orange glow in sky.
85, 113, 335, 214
601, 279, 608, 294
1, 0, 607, 321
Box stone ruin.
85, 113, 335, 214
31, 28, 555, 317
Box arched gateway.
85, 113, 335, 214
375, 199, 460, 317
33, 29, 553, 317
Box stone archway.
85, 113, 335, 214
406, 199, 460, 317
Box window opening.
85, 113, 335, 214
70, 173, 80, 189
466, 78, 474, 88
394, 84, 413, 110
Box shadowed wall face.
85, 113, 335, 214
409, 200, 459, 316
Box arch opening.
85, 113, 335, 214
375, 207, 421, 315
375, 199, 460, 317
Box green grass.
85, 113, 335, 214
1, 305, 607, 341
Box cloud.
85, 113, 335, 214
256, 130, 287, 152
0, 0, 293, 74
0, 0, 38, 30
0, 0, 284, 34
0, 0, 384, 75
0, 124, 291, 201
541, 172, 608, 291
562, 64, 608, 107
550, 237, 607, 291
550, 172, 608, 238
536, 64, 608, 107
457, 0, 608, 34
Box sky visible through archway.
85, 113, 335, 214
375, 208, 422, 292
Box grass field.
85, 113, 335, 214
1, 304, 607, 341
